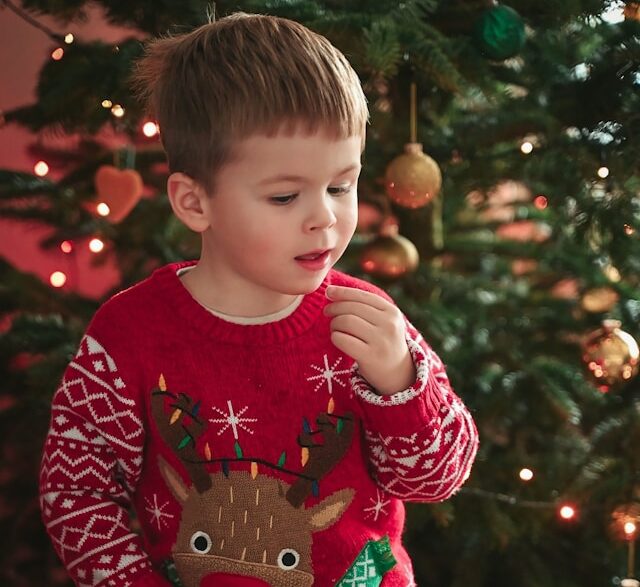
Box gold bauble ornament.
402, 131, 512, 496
385, 143, 442, 209
360, 223, 419, 280
582, 319, 639, 392
580, 286, 620, 313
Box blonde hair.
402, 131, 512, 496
132, 12, 369, 193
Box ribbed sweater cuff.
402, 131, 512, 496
351, 333, 447, 435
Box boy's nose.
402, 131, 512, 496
304, 197, 337, 232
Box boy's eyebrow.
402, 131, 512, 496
257, 163, 361, 186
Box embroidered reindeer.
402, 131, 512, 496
151, 376, 355, 587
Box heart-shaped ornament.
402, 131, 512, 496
92, 165, 144, 223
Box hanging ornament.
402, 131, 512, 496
90, 164, 144, 223
581, 320, 639, 392
474, 4, 526, 61
385, 143, 442, 208
624, 2, 640, 21
360, 222, 419, 280
385, 82, 442, 208
580, 286, 620, 313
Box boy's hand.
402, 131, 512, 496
324, 285, 416, 396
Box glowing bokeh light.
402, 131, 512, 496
50, 271, 67, 288
519, 468, 534, 481
34, 161, 49, 176
89, 238, 105, 253
96, 203, 111, 217
520, 141, 533, 154
142, 121, 160, 137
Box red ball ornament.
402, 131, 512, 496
385, 143, 442, 209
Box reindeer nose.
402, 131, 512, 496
201, 573, 271, 587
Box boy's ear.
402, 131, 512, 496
166, 172, 211, 233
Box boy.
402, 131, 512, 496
39, 12, 478, 587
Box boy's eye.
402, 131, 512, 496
270, 194, 297, 205
328, 184, 352, 196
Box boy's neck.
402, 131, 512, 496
179, 261, 303, 318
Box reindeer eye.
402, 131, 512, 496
190, 531, 212, 554
277, 548, 300, 570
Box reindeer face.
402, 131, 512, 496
151, 383, 356, 587
159, 462, 354, 587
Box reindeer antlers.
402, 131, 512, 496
151, 375, 354, 505
151, 376, 211, 493
286, 412, 354, 508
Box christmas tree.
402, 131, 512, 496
1, 1, 639, 585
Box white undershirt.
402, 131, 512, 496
176, 267, 303, 325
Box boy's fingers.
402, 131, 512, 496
323, 301, 381, 325
325, 285, 389, 310
330, 329, 369, 359
329, 314, 376, 344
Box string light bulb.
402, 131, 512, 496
111, 104, 125, 118
558, 504, 577, 520
60, 240, 73, 254
519, 468, 534, 481
597, 166, 610, 178
49, 271, 67, 288
534, 195, 548, 209
96, 203, 111, 217
51, 47, 64, 60
89, 238, 104, 253
142, 121, 160, 137
624, 521, 637, 538
520, 141, 533, 154
101, 99, 113, 108
34, 161, 49, 176
64, 33, 74, 44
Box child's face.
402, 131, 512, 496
200, 127, 362, 304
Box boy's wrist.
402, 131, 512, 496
360, 347, 416, 396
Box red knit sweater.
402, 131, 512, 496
40, 261, 478, 587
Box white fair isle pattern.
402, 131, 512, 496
355, 323, 478, 501
351, 331, 432, 407
209, 399, 257, 440
365, 402, 477, 501
363, 489, 391, 522
39, 335, 151, 586
306, 353, 351, 395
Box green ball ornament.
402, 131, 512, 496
474, 4, 526, 61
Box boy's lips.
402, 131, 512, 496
295, 248, 332, 260
294, 249, 332, 270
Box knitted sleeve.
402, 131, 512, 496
39, 333, 171, 587
352, 317, 479, 502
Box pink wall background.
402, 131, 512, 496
0, 5, 147, 299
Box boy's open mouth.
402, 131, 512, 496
295, 249, 330, 260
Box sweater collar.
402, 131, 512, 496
154, 261, 329, 345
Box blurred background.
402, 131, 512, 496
1, 1, 639, 585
